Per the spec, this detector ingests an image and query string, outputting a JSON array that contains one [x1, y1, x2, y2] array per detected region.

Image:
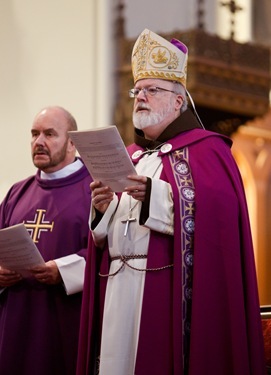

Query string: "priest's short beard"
[[32, 138, 69, 171]]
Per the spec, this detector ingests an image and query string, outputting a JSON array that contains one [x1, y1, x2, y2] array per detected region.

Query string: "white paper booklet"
[[69, 125, 137, 192], [0, 223, 45, 277]]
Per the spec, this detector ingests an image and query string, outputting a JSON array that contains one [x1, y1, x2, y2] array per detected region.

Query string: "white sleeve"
[[89, 193, 119, 246], [144, 179, 174, 235], [54, 254, 86, 295]]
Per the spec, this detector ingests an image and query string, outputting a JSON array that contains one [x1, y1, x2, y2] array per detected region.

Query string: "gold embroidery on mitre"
[[151, 48, 168, 64], [132, 29, 187, 86], [149, 46, 179, 71]]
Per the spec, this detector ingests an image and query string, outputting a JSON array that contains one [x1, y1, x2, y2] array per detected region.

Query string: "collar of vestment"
[[36, 158, 90, 189], [40, 158, 83, 180], [134, 108, 202, 150]]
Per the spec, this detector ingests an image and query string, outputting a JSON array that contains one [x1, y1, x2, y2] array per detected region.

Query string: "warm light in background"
[[217, 0, 252, 42]]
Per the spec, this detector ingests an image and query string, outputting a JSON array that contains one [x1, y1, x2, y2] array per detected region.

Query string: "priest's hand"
[[0, 266, 22, 287], [30, 260, 62, 285], [91, 180, 114, 214]]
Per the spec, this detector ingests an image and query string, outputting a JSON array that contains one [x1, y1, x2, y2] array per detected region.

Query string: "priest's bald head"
[[31, 106, 77, 173]]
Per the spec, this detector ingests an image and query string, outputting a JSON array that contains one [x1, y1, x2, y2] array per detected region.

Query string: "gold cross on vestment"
[[174, 149, 185, 160], [24, 209, 54, 243]]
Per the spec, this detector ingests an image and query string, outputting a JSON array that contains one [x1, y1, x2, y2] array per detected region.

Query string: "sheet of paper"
[[0, 223, 45, 277], [69, 125, 137, 192]]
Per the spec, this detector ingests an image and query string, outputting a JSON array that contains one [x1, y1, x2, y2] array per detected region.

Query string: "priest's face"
[[31, 107, 74, 173]]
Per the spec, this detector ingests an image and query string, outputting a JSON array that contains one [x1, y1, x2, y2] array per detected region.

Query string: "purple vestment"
[[0, 163, 92, 375], [77, 116, 266, 374]]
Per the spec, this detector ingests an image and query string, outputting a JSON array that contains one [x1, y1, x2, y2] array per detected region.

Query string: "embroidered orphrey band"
[[169, 147, 195, 374]]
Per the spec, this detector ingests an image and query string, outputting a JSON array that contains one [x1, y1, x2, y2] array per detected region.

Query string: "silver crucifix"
[[121, 215, 137, 236]]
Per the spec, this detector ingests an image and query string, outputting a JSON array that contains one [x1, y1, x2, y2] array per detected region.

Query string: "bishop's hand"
[[125, 174, 147, 202], [90, 180, 114, 214]]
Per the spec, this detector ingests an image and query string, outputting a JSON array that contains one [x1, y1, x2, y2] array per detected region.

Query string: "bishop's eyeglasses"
[[129, 86, 177, 98]]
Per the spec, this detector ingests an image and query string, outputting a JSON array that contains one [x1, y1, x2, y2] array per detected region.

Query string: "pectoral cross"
[[121, 212, 137, 236]]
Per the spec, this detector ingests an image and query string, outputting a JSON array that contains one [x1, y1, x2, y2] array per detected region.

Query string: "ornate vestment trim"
[[169, 147, 195, 373]]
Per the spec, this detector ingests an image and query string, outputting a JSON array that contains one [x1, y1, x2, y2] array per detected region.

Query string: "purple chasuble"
[[0, 163, 92, 375], [77, 125, 266, 375]]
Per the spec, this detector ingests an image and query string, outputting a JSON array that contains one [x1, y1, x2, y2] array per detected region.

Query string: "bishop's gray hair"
[[172, 81, 205, 129], [172, 82, 188, 113]]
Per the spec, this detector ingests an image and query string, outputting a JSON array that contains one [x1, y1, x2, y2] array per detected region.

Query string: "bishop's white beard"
[[133, 100, 174, 130], [133, 111, 162, 130]]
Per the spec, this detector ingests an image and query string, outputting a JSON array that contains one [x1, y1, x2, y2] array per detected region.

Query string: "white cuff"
[[144, 179, 174, 235], [90, 194, 118, 245], [55, 254, 86, 295]]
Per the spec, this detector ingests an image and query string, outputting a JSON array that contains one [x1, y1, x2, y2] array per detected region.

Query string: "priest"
[[0, 106, 92, 375]]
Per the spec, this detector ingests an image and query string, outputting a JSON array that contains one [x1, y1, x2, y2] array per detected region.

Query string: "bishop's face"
[[31, 108, 73, 173], [132, 79, 182, 140]]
